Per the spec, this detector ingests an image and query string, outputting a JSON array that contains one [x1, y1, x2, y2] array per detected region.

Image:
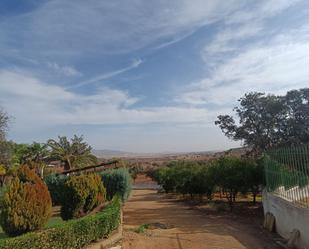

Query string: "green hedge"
[[100, 168, 132, 202], [44, 173, 68, 205], [0, 196, 121, 249]]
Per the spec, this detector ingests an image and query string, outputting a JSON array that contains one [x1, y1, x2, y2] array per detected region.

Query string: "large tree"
[[47, 135, 97, 170], [215, 88, 309, 154]]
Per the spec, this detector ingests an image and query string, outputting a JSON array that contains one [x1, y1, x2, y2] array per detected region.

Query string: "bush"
[[0, 196, 121, 249], [61, 173, 106, 220], [44, 173, 68, 205], [153, 161, 215, 199], [0, 165, 52, 236], [100, 168, 132, 202]]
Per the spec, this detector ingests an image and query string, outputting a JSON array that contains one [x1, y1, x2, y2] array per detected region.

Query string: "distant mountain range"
[[92, 149, 222, 159], [92, 149, 134, 158], [92, 146, 248, 159]]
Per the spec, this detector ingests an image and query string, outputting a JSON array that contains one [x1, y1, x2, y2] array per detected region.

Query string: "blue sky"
[[0, 0, 309, 152]]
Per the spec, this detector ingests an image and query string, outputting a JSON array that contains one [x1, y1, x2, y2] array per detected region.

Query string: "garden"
[[0, 135, 132, 249]]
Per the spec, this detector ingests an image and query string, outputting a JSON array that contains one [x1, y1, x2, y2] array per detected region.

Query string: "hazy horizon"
[[1, 0, 308, 152]]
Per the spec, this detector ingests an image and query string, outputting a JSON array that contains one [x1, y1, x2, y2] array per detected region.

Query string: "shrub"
[[61, 173, 106, 220], [153, 161, 216, 199], [100, 168, 132, 202], [0, 165, 52, 236], [0, 196, 121, 249], [44, 173, 68, 205]]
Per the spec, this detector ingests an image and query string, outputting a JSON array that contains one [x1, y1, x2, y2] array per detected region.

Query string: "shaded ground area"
[[123, 189, 280, 249]]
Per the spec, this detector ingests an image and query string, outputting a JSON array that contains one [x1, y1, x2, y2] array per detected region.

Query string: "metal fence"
[[264, 143, 309, 208]]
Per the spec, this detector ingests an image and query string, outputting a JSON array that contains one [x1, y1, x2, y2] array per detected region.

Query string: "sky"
[[0, 0, 309, 153]]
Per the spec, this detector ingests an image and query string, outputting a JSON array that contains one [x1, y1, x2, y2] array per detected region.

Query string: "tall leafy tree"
[[215, 88, 309, 154], [47, 135, 97, 170]]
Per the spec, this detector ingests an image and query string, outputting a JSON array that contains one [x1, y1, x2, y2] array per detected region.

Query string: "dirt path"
[[123, 189, 279, 249]]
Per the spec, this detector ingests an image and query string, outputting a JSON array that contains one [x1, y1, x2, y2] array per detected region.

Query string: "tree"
[[215, 88, 309, 154], [0, 166, 52, 236], [0, 141, 15, 185], [241, 158, 264, 204], [0, 108, 9, 142], [10, 143, 50, 178], [47, 135, 97, 170], [0, 108, 11, 184], [0, 141, 14, 167], [282, 88, 309, 144], [210, 157, 246, 210]]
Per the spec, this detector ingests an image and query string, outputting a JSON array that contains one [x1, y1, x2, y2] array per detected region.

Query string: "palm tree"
[[47, 135, 97, 171], [19, 142, 50, 178]]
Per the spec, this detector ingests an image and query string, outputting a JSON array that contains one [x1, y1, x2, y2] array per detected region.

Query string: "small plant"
[[0, 165, 52, 236], [61, 173, 106, 220], [135, 224, 150, 233]]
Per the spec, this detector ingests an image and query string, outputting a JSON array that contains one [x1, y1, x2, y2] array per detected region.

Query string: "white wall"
[[263, 191, 309, 249]]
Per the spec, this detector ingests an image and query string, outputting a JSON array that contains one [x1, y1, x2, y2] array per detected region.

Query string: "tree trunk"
[[64, 160, 71, 171], [253, 193, 257, 205]]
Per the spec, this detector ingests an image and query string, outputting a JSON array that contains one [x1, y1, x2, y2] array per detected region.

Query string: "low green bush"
[[0, 196, 121, 249], [61, 174, 106, 220], [100, 168, 132, 202], [44, 173, 68, 205]]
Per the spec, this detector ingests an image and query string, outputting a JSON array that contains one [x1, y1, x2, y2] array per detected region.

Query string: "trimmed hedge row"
[[100, 168, 132, 202], [45, 168, 132, 206], [0, 196, 121, 249]]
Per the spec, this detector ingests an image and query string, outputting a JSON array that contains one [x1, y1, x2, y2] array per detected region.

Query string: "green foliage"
[[0, 166, 52, 236], [209, 157, 247, 207], [135, 224, 149, 233], [0, 141, 14, 168], [100, 168, 132, 202], [12, 143, 50, 178], [152, 157, 264, 207], [13, 143, 49, 166], [47, 135, 97, 170], [128, 164, 143, 180], [61, 174, 106, 220], [44, 173, 68, 205], [154, 161, 216, 199], [215, 88, 309, 154], [0, 197, 121, 249]]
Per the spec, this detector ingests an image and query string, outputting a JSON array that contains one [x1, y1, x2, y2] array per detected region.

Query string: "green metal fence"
[[264, 143, 309, 208]]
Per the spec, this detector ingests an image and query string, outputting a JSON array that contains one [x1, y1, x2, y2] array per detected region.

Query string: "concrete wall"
[[263, 191, 309, 249]]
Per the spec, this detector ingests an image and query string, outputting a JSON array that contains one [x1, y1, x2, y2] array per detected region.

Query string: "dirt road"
[[123, 189, 279, 249]]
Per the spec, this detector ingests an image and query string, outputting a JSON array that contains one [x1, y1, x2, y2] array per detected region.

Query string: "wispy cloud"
[[70, 59, 143, 89], [0, 70, 213, 129], [178, 0, 308, 106], [0, 0, 241, 61], [47, 62, 82, 77]]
